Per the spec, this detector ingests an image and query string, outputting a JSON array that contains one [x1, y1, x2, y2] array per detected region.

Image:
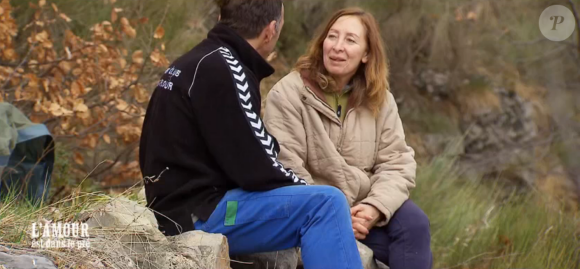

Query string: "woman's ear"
[[362, 52, 369, 64]]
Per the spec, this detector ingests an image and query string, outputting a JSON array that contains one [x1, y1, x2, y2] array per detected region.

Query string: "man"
[[139, 0, 363, 268]]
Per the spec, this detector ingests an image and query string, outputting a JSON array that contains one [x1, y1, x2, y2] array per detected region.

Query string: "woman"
[[264, 7, 432, 269]]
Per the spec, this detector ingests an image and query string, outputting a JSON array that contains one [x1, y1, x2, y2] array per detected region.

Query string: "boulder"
[[231, 248, 298, 269], [0, 251, 57, 269], [168, 231, 231, 269], [235, 242, 388, 269], [83, 197, 231, 269]]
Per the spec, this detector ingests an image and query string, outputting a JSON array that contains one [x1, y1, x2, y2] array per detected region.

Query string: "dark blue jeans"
[[359, 200, 433, 269], [194, 185, 363, 269]]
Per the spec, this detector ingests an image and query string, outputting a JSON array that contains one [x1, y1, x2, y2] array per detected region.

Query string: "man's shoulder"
[[164, 41, 233, 95], [173, 42, 230, 78]]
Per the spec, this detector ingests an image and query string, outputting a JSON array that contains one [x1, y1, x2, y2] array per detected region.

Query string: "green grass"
[[413, 155, 580, 268], [2, 154, 577, 268]]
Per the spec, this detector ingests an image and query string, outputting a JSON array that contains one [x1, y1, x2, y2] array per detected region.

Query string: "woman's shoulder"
[[376, 90, 400, 119], [271, 71, 304, 94]]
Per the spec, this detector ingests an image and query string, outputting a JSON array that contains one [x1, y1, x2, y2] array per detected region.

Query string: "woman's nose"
[[332, 39, 345, 52]]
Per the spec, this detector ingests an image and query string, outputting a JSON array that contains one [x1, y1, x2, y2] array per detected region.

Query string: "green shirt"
[[323, 84, 353, 122]]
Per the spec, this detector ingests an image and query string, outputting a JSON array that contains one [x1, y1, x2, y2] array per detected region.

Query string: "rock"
[[82, 197, 168, 268], [0, 252, 57, 269], [83, 198, 231, 269], [83, 197, 165, 242], [137, 187, 147, 205], [168, 231, 231, 269], [414, 69, 451, 100], [357, 241, 389, 269], [302, 242, 389, 269], [231, 248, 298, 269], [462, 87, 537, 155]]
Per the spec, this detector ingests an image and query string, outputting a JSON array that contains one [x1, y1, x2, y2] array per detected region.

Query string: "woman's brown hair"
[[295, 7, 389, 115]]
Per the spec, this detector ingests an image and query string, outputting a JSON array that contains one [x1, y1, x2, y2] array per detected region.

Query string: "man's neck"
[[246, 38, 267, 59]]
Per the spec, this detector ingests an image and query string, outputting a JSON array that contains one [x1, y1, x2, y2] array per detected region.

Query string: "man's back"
[[139, 23, 304, 236]]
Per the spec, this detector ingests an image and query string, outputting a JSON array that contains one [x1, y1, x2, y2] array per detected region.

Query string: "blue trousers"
[[194, 185, 363, 269], [360, 200, 433, 269]]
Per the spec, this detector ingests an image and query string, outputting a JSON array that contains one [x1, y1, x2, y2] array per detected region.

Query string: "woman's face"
[[323, 15, 368, 81]]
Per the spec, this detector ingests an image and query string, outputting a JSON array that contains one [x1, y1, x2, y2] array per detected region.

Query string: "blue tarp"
[[0, 103, 54, 203]]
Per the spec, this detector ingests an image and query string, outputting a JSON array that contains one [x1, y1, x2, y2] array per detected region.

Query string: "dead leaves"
[[120, 17, 136, 38], [153, 26, 164, 39], [1, 0, 169, 183], [131, 50, 144, 65]]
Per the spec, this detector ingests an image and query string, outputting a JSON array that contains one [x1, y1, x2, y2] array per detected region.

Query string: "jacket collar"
[[299, 71, 342, 125], [299, 71, 357, 123], [207, 23, 275, 82]]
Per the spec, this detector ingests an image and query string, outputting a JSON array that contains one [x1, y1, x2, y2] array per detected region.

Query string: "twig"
[[89, 141, 138, 178], [1, 43, 36, 90]]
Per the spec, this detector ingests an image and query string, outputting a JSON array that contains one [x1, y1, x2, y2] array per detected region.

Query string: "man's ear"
[[264, 20, 277, 43]]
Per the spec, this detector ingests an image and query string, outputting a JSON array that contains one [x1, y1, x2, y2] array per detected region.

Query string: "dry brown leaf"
[[59, 13, 72, 22], [154, 26, 165, 39], [51, 3, 58, 12], [71, 81, 83, 96], [39, 0, 46, 7], [58, 61, 72, 73], [111, 9, 118, 23], [61, 107, 73, 116], [132, 50, 144, 65], [73, 102, 88, 113], [116, 99, 129, 111], [85, 134, 98, 149], [150, 50, 160, 63], [122, 25, 136, 38], [60, 118, 70, 130], [103, 134, 111, 144], [49, 103, 62, 116], [35, 31, 49, 42], [0, 6, 4, 16], [2, 48, 16, 61], [466, 11, 477, 21], [73, 152, 84, 165], [98, 44, 108, 53], [42, 79, 49, 92]]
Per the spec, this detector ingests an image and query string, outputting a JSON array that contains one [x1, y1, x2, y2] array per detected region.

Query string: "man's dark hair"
[[216, 0, 283, 39]]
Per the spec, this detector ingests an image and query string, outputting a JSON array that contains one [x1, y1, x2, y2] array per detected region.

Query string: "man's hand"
[[351, 204, 382, 240]]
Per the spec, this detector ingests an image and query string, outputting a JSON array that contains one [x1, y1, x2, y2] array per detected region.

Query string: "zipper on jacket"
[[304, 86, 358, 154], [337, 108, 355, 153], [304, 86, 342, 126]]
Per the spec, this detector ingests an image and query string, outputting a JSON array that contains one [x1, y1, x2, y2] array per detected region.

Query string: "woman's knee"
[[393, 200, 430, 235]]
